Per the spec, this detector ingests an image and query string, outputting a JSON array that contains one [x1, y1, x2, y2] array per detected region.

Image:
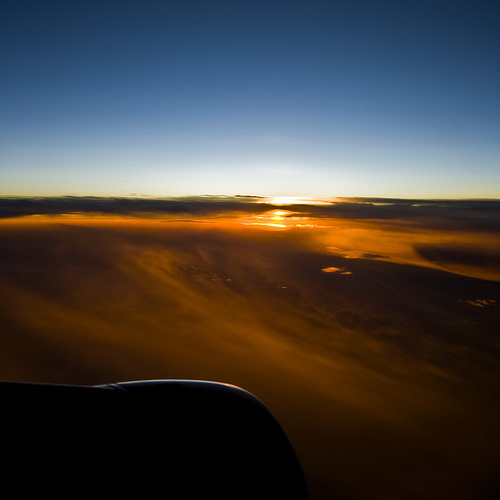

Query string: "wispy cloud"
[[321, 266, 353, 275]]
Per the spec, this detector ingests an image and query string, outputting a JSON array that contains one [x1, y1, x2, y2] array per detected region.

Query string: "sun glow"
[[237, 210, 322, 229], [240, 210, 290, 228], [261, 197, 334, 206]]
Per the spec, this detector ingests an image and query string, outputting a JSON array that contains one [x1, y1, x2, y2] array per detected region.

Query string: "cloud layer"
[[0, 199, 499, 499]]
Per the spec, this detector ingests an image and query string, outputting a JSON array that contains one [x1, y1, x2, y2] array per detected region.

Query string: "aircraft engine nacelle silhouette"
[[1, 379, 310, 499]]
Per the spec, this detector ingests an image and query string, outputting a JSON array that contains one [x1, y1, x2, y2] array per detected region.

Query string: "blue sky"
[[1, 0, 499, 198]]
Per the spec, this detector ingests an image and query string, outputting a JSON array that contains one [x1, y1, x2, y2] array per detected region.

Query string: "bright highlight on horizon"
[[261, 197, 335, 206]]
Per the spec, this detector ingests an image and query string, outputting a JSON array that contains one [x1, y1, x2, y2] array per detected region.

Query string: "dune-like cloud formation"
[[459, 298, 496, 308], [0, 199, 499, 499]]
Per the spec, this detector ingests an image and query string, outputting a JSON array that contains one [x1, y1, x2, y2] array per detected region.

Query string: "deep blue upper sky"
[[1, 0, 499, 198]]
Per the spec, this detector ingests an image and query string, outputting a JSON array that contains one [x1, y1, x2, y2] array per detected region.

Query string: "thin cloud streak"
[[1, 195, 499, 224]]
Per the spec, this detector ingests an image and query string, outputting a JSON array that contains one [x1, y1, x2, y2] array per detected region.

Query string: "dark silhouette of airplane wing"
[[1, 379, 309, 499]]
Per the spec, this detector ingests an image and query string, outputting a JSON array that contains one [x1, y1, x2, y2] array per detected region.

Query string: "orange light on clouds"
[[237, 210, 324, 229], [322, 266, 353, 275], [0, 200, 499, 500]]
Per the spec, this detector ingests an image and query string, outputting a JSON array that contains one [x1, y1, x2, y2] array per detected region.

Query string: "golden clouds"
[[321, 266, 352, 275], [310, 217, 500, 282], [237, 209, 323, 229], [0, 209, 499, 500]]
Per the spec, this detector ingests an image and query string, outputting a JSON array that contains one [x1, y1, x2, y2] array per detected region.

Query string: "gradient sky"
[[1, 0, 499, 198]]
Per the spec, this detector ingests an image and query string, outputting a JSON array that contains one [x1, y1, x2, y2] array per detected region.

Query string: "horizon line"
[[1, 194, 500, 203]]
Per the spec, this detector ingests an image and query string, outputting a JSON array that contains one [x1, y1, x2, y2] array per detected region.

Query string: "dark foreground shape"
[[0, 379, 309, 499]]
